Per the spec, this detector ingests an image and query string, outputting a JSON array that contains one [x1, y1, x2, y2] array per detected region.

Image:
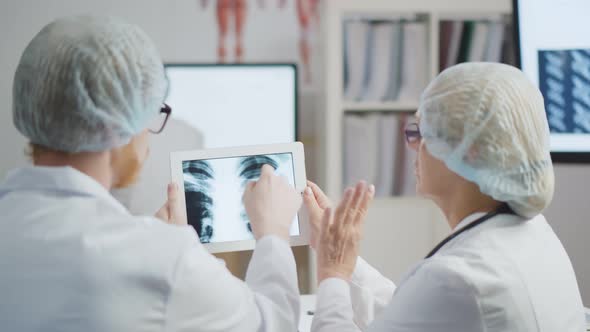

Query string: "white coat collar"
[[393, 210, 523, 286], [453, 212, 488, 231], [443, 209, 524, 255], [0, 166, 130, 215], [453, 207, 523, 233]]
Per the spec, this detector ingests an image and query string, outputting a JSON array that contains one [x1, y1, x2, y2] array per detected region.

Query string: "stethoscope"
[[424, 203, 515, 259]]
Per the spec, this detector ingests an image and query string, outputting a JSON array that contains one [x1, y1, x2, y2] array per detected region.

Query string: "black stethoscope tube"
[[425, 203, 515, 259]]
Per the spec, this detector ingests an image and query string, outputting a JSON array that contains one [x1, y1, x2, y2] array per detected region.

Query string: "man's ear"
[[110, 137, 143, 189]]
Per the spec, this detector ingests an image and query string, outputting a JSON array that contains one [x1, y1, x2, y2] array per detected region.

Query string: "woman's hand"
[[303, 181, 332, 250], [316, 182, 374, 283], [243, 164, 302, 241], [155, 183, 188, 226]]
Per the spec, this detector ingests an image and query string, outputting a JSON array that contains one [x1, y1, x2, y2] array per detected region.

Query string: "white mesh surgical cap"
[[418, 62, 554, 218], [12, 15, 168, 152]]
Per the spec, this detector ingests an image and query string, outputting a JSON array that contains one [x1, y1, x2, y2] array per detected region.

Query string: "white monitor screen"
[[183, 153, 300, 243], [164, 64, 297, 148], [516, 0, 590, 153]]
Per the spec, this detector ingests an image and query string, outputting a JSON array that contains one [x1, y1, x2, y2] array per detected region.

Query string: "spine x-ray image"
[[183, 160, 215, 243], [539, 49, 590, 133], [182, 153, 300, 244]]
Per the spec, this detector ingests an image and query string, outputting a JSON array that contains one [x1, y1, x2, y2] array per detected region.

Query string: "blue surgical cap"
[[12, 15, 168, 153], [418, 63, 554, 218]]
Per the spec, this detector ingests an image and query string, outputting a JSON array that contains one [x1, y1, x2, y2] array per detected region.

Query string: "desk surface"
[[299, 295, 316, 332]]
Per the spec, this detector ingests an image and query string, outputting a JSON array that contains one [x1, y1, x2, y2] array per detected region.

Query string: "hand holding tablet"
[[170, 142, 309, 253]]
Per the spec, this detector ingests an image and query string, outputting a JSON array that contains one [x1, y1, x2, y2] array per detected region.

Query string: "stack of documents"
[[361, 21, 402, 101], [343, 18, 429, 103], [343, 20, 371, 101], [343, 112, 416, 197], [397, 22, 429, 102], [439, 19, 509, 72]]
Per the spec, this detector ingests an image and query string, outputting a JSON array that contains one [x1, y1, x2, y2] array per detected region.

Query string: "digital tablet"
[[170, 142, 309, 253]]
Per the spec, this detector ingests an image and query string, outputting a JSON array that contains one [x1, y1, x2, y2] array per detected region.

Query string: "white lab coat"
[[0, 166, 300, 332], [312, 212, 585, 332]]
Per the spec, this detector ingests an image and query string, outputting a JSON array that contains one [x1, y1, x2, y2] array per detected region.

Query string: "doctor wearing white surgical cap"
[[0, 16, 302, 331], [304, 63, 585, 331]]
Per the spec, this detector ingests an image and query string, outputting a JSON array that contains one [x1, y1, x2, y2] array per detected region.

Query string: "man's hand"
[[155, 183, 188, 226]]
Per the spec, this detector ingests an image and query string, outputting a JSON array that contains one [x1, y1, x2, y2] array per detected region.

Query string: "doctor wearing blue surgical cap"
[[304, 63, 586, 331], [0, 16, 302, 331]]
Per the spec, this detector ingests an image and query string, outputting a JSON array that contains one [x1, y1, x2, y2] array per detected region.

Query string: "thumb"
[[155, 202, 169, 221], [167, 182, 179, 201], [308, 181, 331, 209], [167, 183, 187, 225], [303, 187, 321, 215]]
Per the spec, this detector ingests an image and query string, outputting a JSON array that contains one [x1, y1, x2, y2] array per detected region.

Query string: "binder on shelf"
[[484, 21, 505, 62], [343, 112, 416, 197], [375, 113, 400, 197], [362, 21, 399, 102], [343, 20, 371, 101], [440, 18, 512, 71], [501, 21, 517, 66], [343, 113, 380, 189], [398, 145, 417, 196], [445, 21, 465, 69], [457, 21, 475, 64], [395, 114, 417, 196], [468, 22, 490, 62], [439, 21, 454, 72], [397, 21, 429, 102], [384, 21, 404, 101]]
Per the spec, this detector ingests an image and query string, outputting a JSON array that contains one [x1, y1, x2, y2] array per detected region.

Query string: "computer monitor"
[[514, 0, 590, 162], [164, 63, 298, 148]]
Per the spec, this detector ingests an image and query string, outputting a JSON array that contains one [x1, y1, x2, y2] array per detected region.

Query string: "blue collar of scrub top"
[[0, 166, 130, 215]]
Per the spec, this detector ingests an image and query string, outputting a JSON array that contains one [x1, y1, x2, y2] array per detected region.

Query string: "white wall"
[[1, 0, 589, 304], [359, 198, 447, 283], [544, 166, 590, 305]]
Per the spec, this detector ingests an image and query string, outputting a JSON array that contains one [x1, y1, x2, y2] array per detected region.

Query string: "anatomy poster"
[[197, 0, 320, 84]]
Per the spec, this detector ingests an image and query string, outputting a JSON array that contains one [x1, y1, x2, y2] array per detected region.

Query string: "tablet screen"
[[182, 153, 300, 243]]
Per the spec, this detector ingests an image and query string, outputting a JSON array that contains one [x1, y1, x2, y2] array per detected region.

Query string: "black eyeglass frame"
[[149, 103, 172, 134], [404, 122, 422, 144]]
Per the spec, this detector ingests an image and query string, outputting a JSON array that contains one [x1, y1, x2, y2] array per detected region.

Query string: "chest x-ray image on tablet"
[[183, 153, 297, 243], [171, 143, 309, 253]]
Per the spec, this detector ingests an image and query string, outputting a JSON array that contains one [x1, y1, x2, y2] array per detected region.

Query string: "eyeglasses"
[[148, 103, 172, 134], [404, 122, 422, 145]]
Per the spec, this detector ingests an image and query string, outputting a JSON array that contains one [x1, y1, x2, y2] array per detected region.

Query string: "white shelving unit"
[[310, 0, 512, 289], [343, 101, 420, 112]]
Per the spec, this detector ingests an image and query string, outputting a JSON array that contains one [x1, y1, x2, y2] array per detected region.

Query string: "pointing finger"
[[260, 164, 275, 179]]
